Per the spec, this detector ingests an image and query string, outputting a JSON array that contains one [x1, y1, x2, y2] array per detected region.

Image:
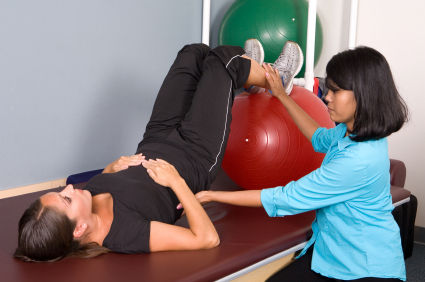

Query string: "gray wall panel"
[[0, 0, 203, 189]]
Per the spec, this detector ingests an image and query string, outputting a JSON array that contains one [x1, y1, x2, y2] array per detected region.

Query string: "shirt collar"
[[337, 123, 356, 150]]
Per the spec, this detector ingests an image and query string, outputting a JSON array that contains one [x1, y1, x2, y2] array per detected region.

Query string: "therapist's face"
[[325, 88, 357, 131]]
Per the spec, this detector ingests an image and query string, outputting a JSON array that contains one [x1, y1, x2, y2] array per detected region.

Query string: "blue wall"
[[0, 0, 216, 189]]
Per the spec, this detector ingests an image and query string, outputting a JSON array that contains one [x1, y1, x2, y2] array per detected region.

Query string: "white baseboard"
[[0, 178, 67, 199]]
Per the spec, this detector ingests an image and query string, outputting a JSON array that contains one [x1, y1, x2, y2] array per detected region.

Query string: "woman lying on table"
[[14, 43, 281, 261]]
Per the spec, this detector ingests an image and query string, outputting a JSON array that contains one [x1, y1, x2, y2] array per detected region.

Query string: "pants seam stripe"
[[209, 80, 232, 172], [209, 54, 242, 172]]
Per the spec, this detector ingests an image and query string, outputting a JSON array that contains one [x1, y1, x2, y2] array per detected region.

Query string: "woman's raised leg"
[[175, 45, 256, 183], [242, 55, 269, 89], [139, 44, 269, 185], [138, 44, 210, 149]]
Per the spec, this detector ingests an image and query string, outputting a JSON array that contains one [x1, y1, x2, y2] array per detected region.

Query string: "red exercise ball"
[[222, 86, 335, 190]]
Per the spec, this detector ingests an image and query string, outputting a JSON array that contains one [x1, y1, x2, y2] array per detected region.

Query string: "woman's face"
[[325, 88, 357, 131], [40, 185, 92, 223]]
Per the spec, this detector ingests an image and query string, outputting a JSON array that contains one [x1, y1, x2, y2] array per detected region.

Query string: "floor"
[[405, 242, 425, 281]]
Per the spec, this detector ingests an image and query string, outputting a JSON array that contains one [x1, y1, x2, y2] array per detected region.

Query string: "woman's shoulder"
[[318, 123, 346, 136], [348, 137, 387, 155], [345, 137, 389, 170]]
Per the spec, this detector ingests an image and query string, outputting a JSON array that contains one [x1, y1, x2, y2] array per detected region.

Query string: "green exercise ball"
[[218, 0, 323, 77]]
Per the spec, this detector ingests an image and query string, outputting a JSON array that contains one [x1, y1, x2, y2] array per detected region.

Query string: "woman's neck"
[[346, 120, 354, 133], [82, 194, 114, 246]]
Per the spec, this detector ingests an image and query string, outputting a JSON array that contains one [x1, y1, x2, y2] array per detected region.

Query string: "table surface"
[[0, 183, 314, 282]]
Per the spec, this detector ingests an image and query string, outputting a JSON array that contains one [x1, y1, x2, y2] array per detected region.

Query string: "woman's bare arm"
[[177, 190, 262, 209], [263, 63, 319, 142], [142, 159, 219, 252]]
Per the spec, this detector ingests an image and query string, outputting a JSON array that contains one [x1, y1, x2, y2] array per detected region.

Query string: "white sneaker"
[[244, 39, 265, 93], [244, 38, 264, 65], [272, 41, 304, 94]]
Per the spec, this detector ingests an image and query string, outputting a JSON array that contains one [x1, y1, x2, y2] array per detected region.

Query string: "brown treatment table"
[[0, 160, 412, 282]]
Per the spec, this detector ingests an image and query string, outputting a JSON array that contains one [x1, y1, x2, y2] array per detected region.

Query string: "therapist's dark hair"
[[325, 46, 408, 142], [14, 199, 109, 262]]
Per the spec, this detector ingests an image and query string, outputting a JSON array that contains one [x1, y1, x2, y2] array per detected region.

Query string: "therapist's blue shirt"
[[261, 123, 406, 280]]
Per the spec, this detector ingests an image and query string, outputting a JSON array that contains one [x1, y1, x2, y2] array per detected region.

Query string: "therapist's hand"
[[263, 63, 288, 98], [103, 153, 145, 173], [177, 190, 211, 209]]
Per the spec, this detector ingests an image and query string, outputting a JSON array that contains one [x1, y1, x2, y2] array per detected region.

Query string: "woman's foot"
[[244, 38, 264, 65], [272, 41, 304, 94], [244, 39, 266, 93]]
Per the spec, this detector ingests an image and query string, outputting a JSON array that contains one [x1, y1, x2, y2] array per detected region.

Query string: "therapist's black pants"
[[137, 44, 251, 183], [266, 246, 402, 282]]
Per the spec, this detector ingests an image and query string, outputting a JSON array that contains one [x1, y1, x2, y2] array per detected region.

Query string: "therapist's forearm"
[[206, 190, 262, 207], [276, 94, 319, 142]]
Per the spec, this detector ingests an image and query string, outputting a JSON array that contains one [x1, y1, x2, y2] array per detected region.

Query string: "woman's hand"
[[103, 153, 145, 174], [263, 63, 288, 99], [142, 158, 183, 188]]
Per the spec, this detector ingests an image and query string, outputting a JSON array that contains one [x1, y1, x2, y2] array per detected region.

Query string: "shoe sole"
[[244, 39, 265, 65], [257, 40, 265, 65], [288, 41, 304, 78], [285, 41, 304, 94]]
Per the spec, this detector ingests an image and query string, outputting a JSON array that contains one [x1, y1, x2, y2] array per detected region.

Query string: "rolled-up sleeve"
[[261, 149, 368, 217], [261, 188, 278, 216], [312, 124, 345, 153]]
